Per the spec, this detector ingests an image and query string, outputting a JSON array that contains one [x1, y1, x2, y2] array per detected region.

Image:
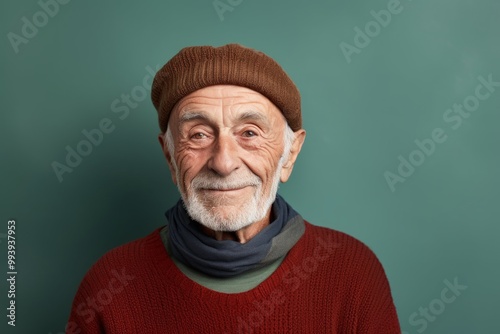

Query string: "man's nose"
[[207, 134, 241, 177]]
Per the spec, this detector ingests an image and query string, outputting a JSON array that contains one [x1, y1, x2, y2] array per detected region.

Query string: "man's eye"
[[192, 133, 208, 139], [242, 130, 257, 137]]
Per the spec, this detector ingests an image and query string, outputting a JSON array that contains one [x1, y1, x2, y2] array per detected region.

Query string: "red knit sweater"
[[67, 222, 401, 333]]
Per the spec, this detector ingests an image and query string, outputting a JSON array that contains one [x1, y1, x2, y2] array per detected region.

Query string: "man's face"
[[159, 85, 304, 232]]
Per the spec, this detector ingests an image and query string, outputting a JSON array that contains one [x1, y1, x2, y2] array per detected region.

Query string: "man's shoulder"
[[302, 220, 384, 267], [303, 220, 370, 246], [299, 221, 393, 294], [78, 227, 167, 286], [100, 227, 164, 262]]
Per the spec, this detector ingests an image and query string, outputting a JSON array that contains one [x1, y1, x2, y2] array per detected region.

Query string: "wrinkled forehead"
[[169, 85, 286, 128]]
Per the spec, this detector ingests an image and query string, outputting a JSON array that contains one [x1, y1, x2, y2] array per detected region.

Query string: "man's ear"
[[280, 129, 306, 183], [157, 133, 178, 185]]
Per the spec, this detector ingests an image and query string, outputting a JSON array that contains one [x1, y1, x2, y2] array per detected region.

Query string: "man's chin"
[[197, 208, 255, 232]]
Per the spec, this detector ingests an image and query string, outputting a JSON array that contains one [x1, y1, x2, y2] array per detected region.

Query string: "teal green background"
[[1, 0, 499, 333]]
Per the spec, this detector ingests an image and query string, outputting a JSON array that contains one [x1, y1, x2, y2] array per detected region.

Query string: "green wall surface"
[[1, 0, 499, 333]]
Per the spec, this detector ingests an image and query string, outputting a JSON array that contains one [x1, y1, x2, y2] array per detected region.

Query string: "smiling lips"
[[201, 186, 251, 193]]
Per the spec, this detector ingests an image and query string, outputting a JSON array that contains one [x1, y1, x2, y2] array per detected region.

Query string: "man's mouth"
[[201, 186, 250, 192]]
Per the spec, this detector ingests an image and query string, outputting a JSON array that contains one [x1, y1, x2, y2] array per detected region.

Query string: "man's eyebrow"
[[178, 111, 210, 125], [237, 110, 268, 123]]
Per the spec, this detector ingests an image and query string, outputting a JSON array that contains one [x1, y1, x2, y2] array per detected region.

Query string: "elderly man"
[[68, 44, 401, 333]]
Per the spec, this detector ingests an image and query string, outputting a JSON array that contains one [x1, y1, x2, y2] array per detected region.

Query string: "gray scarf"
[[166, 195, 305, 278]]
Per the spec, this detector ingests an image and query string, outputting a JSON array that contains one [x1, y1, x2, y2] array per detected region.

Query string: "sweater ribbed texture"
[[67, 222, 401, 333]]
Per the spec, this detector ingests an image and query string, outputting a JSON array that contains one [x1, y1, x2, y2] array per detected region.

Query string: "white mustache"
[[191, 172, 261, 190]]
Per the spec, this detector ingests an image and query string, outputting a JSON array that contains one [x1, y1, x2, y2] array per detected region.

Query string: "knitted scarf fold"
[[166, 195, 305, 278]]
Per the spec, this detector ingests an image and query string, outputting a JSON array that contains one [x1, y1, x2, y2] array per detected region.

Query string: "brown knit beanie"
[[151, 44, 301, 132]]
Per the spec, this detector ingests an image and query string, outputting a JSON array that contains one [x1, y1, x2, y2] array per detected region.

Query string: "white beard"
[[176, 159, 284, 232]]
